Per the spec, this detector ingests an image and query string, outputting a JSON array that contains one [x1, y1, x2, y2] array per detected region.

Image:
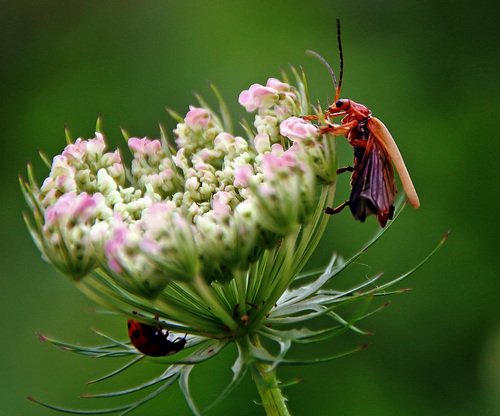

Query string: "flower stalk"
[[249, 335, 291, 416]]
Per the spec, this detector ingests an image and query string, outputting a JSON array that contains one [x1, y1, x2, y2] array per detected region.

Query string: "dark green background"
[[2, 1, 499, 415]]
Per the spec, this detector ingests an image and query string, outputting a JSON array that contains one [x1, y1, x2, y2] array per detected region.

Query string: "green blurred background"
[[2, 1, 499, 415]]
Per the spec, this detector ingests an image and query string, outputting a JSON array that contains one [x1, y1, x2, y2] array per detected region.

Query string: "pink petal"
[[185, 105, 211, 128], [234, 165, 253, 187]]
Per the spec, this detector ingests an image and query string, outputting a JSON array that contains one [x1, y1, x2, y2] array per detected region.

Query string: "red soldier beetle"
[[305, 19, 420, 227]]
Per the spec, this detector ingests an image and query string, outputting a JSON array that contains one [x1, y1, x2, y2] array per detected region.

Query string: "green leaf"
[[87, 356, 144, 385], [193, 92, 224, 130], [165, 107, 184, 123], [28, 396, 130, 415], [277, 343, 369, 366], [357, 231, 450, 296], [64, 124, 73, 144], [179, 366, 201, 416], [39, 150, 52, 169], [210, 83, 233, 133], [119, 127, 130, 142], [82, 366, 181, 399], [95, 116, 103, 133], [38, 333, 135, 357]]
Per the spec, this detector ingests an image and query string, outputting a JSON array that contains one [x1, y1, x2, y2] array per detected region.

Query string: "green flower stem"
[[249, 335, 291, 416], [234, 268, 249, 319], [191, 275, 238, 331], [252, 182, 336, 324], [291, 182, 336, 275], [259, 234, 296, 313]]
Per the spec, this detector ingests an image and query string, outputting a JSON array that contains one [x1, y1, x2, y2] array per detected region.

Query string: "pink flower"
[[128, 137, 162, 155], [280, 117, 319, 141], [185, 105, 211, 128], [266, 78, 290, 92], [212, 191, 232, 217], [214, 132, 234, 150], [239, 84, 277, 112], [104, 222, 128, 273], [261, 144, 298, 178], [140, 237, 160, 255], [267, 79, 297, 105], [86, 133, 107, 154], [172, 213, 188, 229], [62, 133, 106, 161], [45, 192, 102, 226], [44, 155, 77, 193], [198, 148, 219, 161], [62, 141, 84, 161], [234, 165, 253, 187], [142, 202, 176, 234], [106, 150, 125, 180]]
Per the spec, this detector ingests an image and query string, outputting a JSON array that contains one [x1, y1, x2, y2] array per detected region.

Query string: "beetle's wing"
[[367, 117, 420, 208], [349, 136, 397, 227]]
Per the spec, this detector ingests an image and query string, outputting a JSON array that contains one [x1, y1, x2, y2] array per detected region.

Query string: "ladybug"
[[127, 317, 187, 357]]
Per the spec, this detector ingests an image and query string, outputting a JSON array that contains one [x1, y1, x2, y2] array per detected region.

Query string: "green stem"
[[291, 182, 335, 276], [191, 275, 238, 331], [250, 335, 291, 416], [234, 268, 248, 319]]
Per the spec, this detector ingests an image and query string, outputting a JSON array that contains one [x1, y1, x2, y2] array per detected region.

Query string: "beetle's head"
[[328, 99, 371, 119], [329, 98, 351, 112]]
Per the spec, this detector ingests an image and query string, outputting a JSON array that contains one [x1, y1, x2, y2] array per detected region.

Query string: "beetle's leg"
[[325, 201, 349, 215], [336, 166, 354, 175], [303, 109, 347, 122], [325, 110, 347, 119], [321, 119, 358, 136]]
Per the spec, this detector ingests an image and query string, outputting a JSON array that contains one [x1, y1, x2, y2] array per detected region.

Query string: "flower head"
[[239, 78, 304, 147], [128, 137, 182, 198], [41, 192, 112, 278], [22, 65, 436, 416]]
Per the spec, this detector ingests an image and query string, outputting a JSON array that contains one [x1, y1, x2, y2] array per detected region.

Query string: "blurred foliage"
[[2, 1, 499, 415]]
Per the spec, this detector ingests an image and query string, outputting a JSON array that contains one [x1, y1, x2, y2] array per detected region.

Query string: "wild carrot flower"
[[21, 68, 444, 416]]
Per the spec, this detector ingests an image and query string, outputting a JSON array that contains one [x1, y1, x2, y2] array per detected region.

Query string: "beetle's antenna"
[[335, 18, 344, 101], [306, 49, 338, 91]]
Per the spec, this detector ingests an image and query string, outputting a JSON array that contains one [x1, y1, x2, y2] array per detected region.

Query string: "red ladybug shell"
[[127, 319, 186, 357]]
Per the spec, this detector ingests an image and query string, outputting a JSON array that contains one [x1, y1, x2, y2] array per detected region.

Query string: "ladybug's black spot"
[[131, 329, 141, 340], [127, 321, 131, 329]]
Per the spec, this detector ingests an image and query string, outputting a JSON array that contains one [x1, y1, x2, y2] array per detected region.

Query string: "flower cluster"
[[22, 73, 335, 296], [239, 77, 304, 144], [22, 67, 436, 416]]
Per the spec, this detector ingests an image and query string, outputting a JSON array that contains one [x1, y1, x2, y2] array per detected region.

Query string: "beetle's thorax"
[[342, 99, 372, 122]]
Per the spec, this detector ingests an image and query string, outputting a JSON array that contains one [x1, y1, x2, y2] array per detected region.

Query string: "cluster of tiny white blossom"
[[23, 76, 336, 298]]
